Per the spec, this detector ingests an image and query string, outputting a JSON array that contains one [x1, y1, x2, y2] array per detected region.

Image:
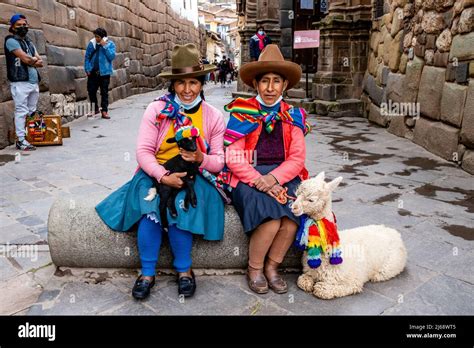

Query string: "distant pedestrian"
[[4, 13, 43, 151], [249, 26, 272, 61], [212, 59, 219, 84], [218, 55, 229, 87], [227, 57, 234, 83], [84, 28, 116, 119]]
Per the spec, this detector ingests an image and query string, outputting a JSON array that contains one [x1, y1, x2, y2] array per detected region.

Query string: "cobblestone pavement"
[[0, 82, 473, 315]]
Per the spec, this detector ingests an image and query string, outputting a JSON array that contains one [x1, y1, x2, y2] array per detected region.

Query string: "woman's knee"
[[280, 217, 297, 232]]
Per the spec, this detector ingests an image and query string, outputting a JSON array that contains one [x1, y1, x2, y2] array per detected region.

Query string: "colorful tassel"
[[294, 214, 343, 269]]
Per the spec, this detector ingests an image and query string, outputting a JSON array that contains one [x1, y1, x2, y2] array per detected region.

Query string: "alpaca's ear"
[[315, 171, 325, 183], [166, 137, 177, 143], [327, 176, 343, 191]]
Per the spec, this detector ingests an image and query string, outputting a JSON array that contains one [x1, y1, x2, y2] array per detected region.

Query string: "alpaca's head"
[[291, 172, 343, 220]]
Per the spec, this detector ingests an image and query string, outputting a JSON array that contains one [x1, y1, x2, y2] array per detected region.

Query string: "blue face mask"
[[174, 94, 202, 110], [256, 94, 282, 108], [258, 30, 264, 36]]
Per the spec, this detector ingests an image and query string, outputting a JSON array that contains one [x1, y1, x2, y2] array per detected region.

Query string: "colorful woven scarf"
[[294, 214, 343, 269], [155, 94, 193, 131], [223, 97, 311, 146]]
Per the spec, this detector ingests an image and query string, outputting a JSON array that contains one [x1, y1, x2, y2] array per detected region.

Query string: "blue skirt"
[[95, 169, 224, 241], [231, 164, 301, 234]]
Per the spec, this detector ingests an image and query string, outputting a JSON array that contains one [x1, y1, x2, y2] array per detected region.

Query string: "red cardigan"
[[226, 101, 308, 188]]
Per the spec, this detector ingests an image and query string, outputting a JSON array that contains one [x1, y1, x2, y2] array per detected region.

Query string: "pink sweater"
[[135, 100, 226, 182]]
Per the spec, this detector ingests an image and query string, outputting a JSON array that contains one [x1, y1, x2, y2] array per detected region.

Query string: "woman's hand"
[[180, 147, 204, 164], [253, 174, 277, 192], [160, 172, 187, 189], [267, 184, 286, 199]]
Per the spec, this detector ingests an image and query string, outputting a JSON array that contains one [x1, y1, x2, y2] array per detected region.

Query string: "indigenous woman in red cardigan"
[[224, 45, 310, 294]]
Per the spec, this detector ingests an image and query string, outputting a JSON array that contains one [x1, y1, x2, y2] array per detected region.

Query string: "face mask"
[[256, 94, 283, 108], [174, 94, 202, 110], [258, 30, 264, 35], [15, 26, 28, 37]]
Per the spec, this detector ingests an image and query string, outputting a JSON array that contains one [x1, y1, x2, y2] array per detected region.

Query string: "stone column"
[[313, 0, 372, 109], [237, 0, 281, 92]]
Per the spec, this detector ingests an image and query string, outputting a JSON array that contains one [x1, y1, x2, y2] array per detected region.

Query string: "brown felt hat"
[[239, 44, 302, 90], [158, 43, 216, 79]]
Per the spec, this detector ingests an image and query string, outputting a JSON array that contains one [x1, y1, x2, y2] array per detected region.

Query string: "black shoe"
[[132, 275, 155, 300], [16, 139, 36, 151], [178, 270, 196, 297]]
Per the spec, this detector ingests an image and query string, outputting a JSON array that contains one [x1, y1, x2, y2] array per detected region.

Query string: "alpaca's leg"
[[312, 280, 364, 300], [297, 274, 315, 293], [183, 185, 191, 211], [159, 189, 171, 229], [167, 190, 179, 218], [187, 180, 197, 207]]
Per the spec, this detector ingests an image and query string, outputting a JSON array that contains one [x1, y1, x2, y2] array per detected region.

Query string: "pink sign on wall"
[[293, 30, 320, 49]]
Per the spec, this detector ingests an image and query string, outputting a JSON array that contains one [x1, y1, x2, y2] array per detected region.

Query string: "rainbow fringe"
[[295, 214, 343, 269]]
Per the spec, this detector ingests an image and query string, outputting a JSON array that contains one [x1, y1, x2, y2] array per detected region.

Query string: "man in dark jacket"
[[249, 26, 272, 61], [4, 13, 43, 151], [218, 55, 229, 87]]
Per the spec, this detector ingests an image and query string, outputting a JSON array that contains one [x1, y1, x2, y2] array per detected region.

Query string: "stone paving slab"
[[382, 275, 474, 315], [0, 82, 473, 315]]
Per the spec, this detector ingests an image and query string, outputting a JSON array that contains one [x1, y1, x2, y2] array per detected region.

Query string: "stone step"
[[286, 88, 307, 99], [294, 76, 314, 90], [231, 91, 255, 99], [314, 99, 364, 118], [285, 98, 316, 113]]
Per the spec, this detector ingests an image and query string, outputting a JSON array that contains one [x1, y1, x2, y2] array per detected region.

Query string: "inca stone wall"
[[0, 0, 204, 148], [362, 0, 474, 174]]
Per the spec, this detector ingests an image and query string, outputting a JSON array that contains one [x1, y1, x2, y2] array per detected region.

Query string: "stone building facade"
[[236, 0, 281, 92], [362, 0, 474, 174], [0, 0, 203, 149], [236, 0, 474, 174]]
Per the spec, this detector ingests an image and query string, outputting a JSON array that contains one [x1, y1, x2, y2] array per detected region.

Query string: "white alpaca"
[[291, 172, 407, 300]]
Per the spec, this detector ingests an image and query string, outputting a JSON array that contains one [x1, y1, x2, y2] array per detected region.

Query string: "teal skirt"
[[95, 169, 224, 241]]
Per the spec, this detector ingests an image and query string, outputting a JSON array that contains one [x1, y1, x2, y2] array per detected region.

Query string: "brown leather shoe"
[[247, 266, 268, 294], [265, 260, 288, 294], [101, 111, 110, 119]]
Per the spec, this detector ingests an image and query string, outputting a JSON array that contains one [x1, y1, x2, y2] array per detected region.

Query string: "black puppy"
[[144, 126, 201, 229]]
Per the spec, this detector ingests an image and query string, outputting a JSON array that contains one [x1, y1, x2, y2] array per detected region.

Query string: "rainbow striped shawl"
[[294, 214, 343, 269], [223, 97, 311, 146]]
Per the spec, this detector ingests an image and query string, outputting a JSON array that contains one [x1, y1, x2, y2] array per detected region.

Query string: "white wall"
[[170, 0, 199, 27]]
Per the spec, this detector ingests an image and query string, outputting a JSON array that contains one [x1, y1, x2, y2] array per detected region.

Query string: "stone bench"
[[47, 194, 302, 269]]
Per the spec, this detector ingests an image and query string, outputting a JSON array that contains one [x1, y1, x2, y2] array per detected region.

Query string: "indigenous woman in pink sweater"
[[225, 45, 310, 295], [96, 44, 226, 300]]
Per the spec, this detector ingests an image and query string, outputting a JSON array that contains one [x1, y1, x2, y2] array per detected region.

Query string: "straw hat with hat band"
[[158, 43, 216, 79], [239, 44, 302, 90]]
